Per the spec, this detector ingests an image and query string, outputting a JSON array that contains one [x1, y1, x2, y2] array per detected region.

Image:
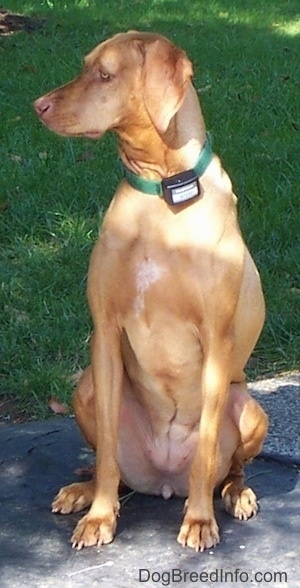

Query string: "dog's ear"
[[140, 39, 193, 134]]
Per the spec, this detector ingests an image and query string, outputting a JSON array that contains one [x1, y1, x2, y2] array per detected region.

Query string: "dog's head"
[[34, 31, 193, 138]]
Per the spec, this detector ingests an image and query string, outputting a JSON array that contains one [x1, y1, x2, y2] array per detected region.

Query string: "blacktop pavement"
[[0, 372, 299, 588]]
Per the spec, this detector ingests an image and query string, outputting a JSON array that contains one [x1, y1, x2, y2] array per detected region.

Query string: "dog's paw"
[[71, 511, 118, 549], [177, 516, 220, 552], [222, 484, 258, 520], [52, 481, 94, 515]]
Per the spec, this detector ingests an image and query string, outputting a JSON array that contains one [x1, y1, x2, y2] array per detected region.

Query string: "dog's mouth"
[[82, 130, 103, 139]]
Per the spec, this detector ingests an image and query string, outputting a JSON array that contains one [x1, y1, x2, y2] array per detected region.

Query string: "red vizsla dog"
[[34, 31, 268, 552]]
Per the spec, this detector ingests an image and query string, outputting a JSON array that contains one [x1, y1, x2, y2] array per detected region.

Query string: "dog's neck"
[[117, 83, 207, 180]]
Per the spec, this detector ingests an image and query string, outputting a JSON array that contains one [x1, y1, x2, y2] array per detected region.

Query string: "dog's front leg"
[[71, 326, 123, 549], [177, 335, 233, 551]]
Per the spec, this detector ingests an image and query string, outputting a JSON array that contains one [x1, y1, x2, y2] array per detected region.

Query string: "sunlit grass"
[[273, 19, 300, 37]]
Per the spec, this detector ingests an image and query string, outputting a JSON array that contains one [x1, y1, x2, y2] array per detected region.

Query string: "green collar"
[[121, 133, 213, 197]]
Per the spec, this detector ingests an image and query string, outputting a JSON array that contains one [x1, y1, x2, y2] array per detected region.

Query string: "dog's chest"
[[134, 257, 167, 314]]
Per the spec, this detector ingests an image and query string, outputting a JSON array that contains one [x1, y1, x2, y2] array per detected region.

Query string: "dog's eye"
[[100, 71, 111, 81]]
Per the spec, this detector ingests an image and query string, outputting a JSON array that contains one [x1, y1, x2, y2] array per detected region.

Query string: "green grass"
[[1, 0, 299, 419]]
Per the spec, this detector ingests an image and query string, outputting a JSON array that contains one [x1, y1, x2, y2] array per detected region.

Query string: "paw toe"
[[177, 518, 219, 552], [223, 485, 258, 520]]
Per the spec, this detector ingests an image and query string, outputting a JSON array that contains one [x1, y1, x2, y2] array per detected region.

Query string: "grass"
[[0, 0, 299, 419]]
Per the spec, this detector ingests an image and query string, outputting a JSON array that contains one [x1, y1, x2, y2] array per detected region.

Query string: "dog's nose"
[[33, 96, 53, 117]]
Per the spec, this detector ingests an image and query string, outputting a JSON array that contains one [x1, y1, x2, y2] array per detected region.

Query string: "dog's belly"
[[118, 319, 198, 495], [117, 390, 237, 498], [117, 406, 197, 497], [117, 320, 239, 498]]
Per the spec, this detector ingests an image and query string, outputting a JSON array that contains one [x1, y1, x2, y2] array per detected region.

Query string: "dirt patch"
[[0, 9, 44, 36], [0, 397, 35, 425]]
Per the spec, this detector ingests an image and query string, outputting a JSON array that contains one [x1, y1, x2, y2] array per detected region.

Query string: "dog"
[[34, 31, 268, 552]]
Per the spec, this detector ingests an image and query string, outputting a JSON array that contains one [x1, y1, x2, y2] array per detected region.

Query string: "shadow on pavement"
[[0, 417, 298, 587]]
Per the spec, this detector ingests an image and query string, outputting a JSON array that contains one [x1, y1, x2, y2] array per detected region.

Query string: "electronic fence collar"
[[121, 133, 213, 206]]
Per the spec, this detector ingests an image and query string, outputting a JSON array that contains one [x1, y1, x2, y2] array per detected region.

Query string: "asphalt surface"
[[0, 373, 299, 587]]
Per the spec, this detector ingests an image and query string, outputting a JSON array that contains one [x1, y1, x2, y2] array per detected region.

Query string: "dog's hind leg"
[[221, 384, 268, 520]]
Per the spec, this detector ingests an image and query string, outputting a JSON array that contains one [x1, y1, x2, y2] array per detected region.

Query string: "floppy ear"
[[141, 39, 193, 134]]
